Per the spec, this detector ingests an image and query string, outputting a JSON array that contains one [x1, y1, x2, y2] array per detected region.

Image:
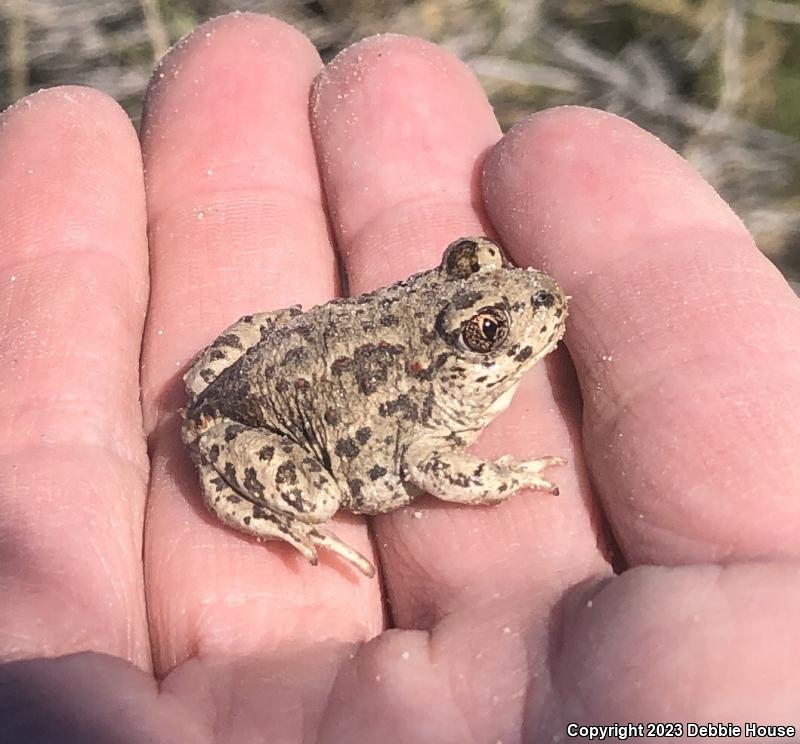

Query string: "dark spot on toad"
[[378, 394, 418, 421], [302, 457, 322, 472], [324, 409, 340, 426], [421, 391, 435, 422], [218, 334, 243, 349], [355, 427, 372, 445], [348, 478, 364, 500], [331, 357, 353, 374], [335, 437, 359, 459], [353, 342, 405, 395], [515, 346, 533, 363], [379, 314, 400, 327], [209, 349, 227, 361], [293, 378, 309, 390], [532, 290, 555, 309], [224, 424, 245, 442], [368, 464, 387, 481], [281, 488, 305, 511], [282, 347, 308, 366], [447, 471, 472, 488], [276, 461, 298, 486], [208, 444, 220, 463], [292, 323, 314, 339], [453, 290, 483, 310], [258, 445, 274, 462], [244, 467, 265, 498]]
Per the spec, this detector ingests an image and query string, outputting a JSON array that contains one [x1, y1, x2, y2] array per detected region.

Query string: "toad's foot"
[[406, 447, 566, 504], [197, 461, 375, 576], [496, 455, 567, 495], [309, 527, 376, 578]]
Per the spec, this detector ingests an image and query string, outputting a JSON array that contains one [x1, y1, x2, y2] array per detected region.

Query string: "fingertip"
[[1, 84, 141, 187], [311, 32, 499, 286], [483, 105, 750, 268], [0, 85, 145, 265], [141, 12, 322, 198], [314, 32, 474, 97], [2, 84, 133, 130], [144, 11, 319, 131]]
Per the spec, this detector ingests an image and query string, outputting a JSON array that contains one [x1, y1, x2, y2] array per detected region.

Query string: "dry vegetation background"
[[1, 0, 799, 289]]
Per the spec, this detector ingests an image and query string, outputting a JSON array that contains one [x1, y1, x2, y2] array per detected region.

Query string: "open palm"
[[1, 14, 799, 744]]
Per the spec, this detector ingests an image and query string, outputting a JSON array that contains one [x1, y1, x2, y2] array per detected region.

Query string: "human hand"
[[1, 14, 799, 743]]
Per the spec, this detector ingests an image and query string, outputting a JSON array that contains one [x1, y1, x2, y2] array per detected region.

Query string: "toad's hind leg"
[[195, 422, 375, 576], [200, 463, 320, 565], [200, 466, 375, 576], [184, 307, 302, 398]]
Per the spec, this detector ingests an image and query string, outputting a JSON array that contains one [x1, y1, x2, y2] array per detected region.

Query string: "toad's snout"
[[529, 273, 567, 313]]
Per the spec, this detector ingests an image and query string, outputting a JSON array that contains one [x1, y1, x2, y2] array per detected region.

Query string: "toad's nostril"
[[532, 290, 555, 309]]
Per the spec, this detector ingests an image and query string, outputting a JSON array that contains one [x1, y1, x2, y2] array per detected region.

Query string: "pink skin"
[[1, 13, 799, 743]]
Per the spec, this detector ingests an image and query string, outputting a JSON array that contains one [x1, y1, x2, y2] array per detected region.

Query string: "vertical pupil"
[[483, 318, 497, 339]]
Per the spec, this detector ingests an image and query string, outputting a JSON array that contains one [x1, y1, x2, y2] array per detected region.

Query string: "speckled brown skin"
[[182, 237, 567, 576]]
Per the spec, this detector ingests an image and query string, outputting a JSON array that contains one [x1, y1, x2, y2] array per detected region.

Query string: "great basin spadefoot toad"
[[181, 236, 568, 577]]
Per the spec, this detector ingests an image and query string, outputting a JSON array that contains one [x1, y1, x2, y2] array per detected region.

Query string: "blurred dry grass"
[[1, 0, 799, 288]]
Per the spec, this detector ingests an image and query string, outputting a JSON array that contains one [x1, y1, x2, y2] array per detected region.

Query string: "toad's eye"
[[461, 307, 510, 353]]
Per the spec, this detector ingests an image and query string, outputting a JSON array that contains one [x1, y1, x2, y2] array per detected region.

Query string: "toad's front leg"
[[404, 443, 565, 505]]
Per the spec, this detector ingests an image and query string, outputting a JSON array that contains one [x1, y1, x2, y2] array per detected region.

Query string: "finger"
[[536, 562, 800, 734], [482, 107, 800, 565], [312, 37, 609, 629], [0, 88, 150, 664], [317, 563, 800, 740], [140, 14, 382, 677]]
